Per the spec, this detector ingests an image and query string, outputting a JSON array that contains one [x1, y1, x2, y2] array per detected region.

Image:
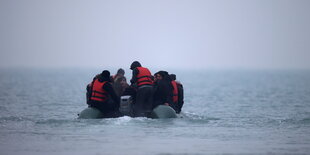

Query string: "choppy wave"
[[182, 112, 220, 120], [279, 117, 310, 125], [0, 105, 7, 111], [0, 116, 32, 122], [35, 118, 76, 125], [1, 69, 310, 154], [300, 117, 310, 124]]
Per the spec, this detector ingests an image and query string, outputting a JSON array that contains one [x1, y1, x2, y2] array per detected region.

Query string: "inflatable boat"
[[78, 95, 177, 119]]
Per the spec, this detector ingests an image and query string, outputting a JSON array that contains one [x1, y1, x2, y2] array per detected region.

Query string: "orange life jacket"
[[136, 67, 153, 86], [90, 79, 109, 102], [171, 80, 178, 103]]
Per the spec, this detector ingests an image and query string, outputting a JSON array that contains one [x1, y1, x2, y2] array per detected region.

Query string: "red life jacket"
[[171, 80, 178, 103], [136, 67, 153, 86], [90, 79, 109, 102]]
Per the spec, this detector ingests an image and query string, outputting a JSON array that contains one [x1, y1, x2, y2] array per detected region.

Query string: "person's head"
[[120, 77, 128, 87], [100, 70, 111, 82], [155, 71, 169, 81], [170, 74, 176, 81], [117, 68, 125, 76], [93, 74, 100, 81], [130, 61, 141, 70], [154, 72, 162, 81]]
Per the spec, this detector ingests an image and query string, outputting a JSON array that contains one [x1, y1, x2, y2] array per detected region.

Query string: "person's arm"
[[158, 81, 170, 105], [130, 68, 139, 85], [177, 84, 184, 112], [86, 80, 95, 105], [167, 80, 175, 103], [163, 86, 169, 105], [86, 83, 91, 92], [86, 83, 91, 104], [103, 82, 120, 105]]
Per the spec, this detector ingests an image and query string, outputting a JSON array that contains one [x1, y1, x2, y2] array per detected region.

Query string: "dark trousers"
[[134, 85, 153, 117], [89, 99, 121, 118]]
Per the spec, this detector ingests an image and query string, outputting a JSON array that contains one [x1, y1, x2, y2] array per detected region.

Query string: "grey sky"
[[0, 0, 309, 69]]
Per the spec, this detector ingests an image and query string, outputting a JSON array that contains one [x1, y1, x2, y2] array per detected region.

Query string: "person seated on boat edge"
[[87, 70, 122, 118], [86, 74, 100, 105], [170, 74, 184, 114], [153, 71, 177, 112], [130, 61, 154, 117]]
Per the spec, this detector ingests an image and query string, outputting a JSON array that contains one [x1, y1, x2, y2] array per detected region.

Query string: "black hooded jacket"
[[153, 71, 173, 107]]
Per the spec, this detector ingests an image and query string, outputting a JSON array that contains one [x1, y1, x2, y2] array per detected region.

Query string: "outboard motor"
[[119, 95, 134, 116]]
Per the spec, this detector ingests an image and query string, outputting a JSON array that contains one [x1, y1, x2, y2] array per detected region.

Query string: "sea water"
[[0, 68, 310, 155]]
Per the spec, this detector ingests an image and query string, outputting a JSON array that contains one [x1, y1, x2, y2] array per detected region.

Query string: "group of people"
[[86, 61, 184, 118]]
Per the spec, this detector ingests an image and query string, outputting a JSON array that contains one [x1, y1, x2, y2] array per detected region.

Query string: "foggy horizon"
[[1, 0, 310, 70]]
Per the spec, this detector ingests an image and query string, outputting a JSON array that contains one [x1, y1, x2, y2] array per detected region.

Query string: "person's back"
[[86, 74, 100, 105], [176, 81, 184, 113], [88, 70, 121, 118], [171, 79, 179, 108], [170, 74, 184, 113], [130, 61, 154, 117]]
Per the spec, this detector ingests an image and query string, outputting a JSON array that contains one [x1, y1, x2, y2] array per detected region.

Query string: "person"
[[153, 72, 160, 84], [153, 71, 177, 111], [112, 68, 125, 82], [130, 61, 154, 117], [113, 76, 129, 97], [86, 74, 99, 105], [170, 74, 179, 107], [87, 70, 121, 118], [170, 74, 184, 113], [112, 68, 129, 96]]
